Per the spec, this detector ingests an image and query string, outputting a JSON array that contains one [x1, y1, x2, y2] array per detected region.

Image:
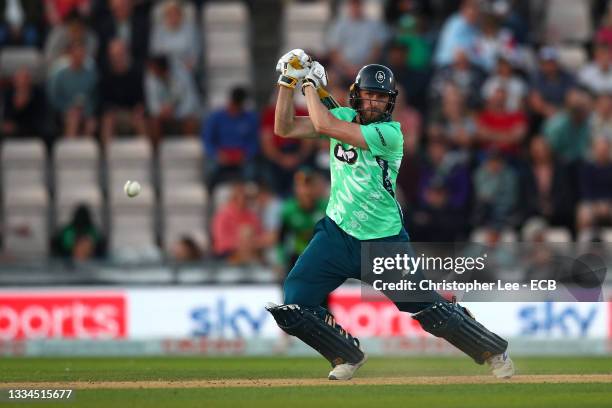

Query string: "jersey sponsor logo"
[[375, 71, 385, 83], [334, 144, 358, 164], [374, 127, 387, 146]]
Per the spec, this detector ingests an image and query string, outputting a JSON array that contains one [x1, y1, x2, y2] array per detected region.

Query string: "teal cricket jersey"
[[325, 107, 404, 239]]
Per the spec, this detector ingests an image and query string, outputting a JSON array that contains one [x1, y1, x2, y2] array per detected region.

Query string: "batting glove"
[[276, 49, 311, 89], [301, 61, 328, 95]]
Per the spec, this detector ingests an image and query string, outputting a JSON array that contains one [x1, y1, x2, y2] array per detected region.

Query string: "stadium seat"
[[53, 139, 100, 192], [0, 47, 43, 80], [160, 138, 204, 186], [470, 228, 517, 243], [2, 186, 49, 258], [161, 184, 208, 252], [110, 184, 156, 254], [202, 1, 248, 29], [1, 139, 46, 189], [283, 1, 331, 55], [544, 0, 591, 43], [55, 185, 103, 228], [107, 139, 153, 193], [602, 229, 612, 243], [202, 1, 251, 108], [557, 45, 588, 73], [544, 228, 572, 243]]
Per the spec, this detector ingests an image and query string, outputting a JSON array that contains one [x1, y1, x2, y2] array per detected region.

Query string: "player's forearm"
[[304, 85, 333, 135], [274, 86, 296, 137]]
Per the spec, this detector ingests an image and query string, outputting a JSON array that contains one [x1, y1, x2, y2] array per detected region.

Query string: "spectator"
[[433, 0, 481, 67], [150, 0, 199, 72], [95, 0, 151, 72], [542, 88, 592, 163], [429, 47, 486, 111], [412, 137, 470, 240], [473, 151, 519, 228], [253, 181, 282, 265], [52, 204, 105, 261], [476, 85, 527, 158], [493, 0, 530, 45], [529, 47, 575, 120], [144, 55, 200, 144], [99, 38, 146, 143], [385, 41, 430, 112], [202, 87, 259, 189], [393, 85, 422, 156], [44, 11, 98, 65], [260, 91, 314, 197], [171, 235, 203, 262], [278, 169, 327, 271], [1, 67, 45, 137], [212, 181, 263, 265], [395, 14, 433, 71], [44, 0, 91, 26], [477, 11, 516, 72], [519, 137, 576, 230], [578, 41, 612, 94], [0, 0, 44, 47], [429, 83, 476, 150], [47, 40, 98, 137], [481, 55, 527, 111], [577, 138, 612, 231], [327, 0, 389, 80], [595, 7, 612, 49], [590, 92, 612, 148]]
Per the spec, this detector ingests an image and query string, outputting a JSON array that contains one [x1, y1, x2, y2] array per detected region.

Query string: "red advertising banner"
[[329, 290, 426, 337], [0, 292, 127, 340]]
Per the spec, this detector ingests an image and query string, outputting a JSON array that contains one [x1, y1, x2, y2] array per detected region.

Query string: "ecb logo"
[[375, 71, 385, 83]]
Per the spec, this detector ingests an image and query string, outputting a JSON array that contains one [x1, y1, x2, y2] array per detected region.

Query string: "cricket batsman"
[[266, 49, 515, 381]]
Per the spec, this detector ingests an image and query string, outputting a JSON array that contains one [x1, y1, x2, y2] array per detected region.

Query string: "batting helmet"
[[349, 64, 399, 124]]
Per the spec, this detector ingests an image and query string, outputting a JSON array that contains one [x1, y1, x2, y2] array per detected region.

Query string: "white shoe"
[[487, 351, 515, 379], [328, 354, 368, 380]]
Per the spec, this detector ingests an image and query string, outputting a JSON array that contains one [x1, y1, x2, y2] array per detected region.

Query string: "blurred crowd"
[[2, 0, 612, 270]]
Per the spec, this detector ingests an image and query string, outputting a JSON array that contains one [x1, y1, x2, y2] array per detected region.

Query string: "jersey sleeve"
[[329, 107, 355, 120], [360, 122, 403, 158]]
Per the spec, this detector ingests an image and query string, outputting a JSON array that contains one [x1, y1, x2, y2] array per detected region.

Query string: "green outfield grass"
[[1, 357, 611, 408]]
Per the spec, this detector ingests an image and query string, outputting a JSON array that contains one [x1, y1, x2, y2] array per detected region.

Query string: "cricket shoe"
[[328, 354, 368, 381], [487, 351, 514, 379]]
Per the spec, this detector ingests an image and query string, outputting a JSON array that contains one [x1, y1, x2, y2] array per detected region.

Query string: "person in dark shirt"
[[95, 0, 150, 72], [577, 138, 612, 231], [52, 204, 106, 261], [260, 90, 314, 197], [1, 67, 44, 137], [201, 87, 259, 189], [99, 38, 146, 143], [518, 136, 576, 230]]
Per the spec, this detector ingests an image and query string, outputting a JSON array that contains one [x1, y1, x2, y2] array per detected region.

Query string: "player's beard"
[[358, 100, 386, 124]]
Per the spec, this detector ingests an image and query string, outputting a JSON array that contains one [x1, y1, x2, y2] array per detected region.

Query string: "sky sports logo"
[[0, 293, 127, 340]]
